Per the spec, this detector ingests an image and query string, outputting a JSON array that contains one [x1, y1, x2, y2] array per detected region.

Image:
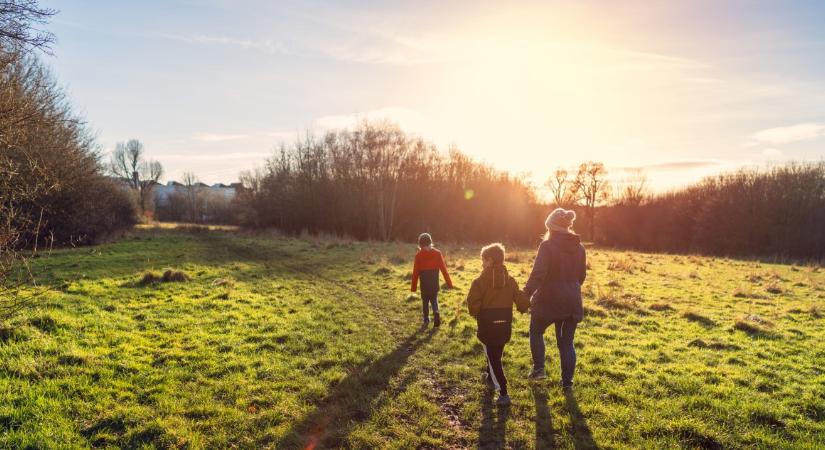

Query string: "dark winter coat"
[[523, 232, 587, 323], [466, 264, 529, 346]]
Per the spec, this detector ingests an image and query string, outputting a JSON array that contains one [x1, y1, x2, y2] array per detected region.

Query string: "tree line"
[[235, 122, 825, 260], [597, 162, 825, 260], [236, 120, 546, 244]]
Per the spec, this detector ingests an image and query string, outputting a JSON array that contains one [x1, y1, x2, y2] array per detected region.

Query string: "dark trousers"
[[530, 317, 578, 386], [482, 342, 508, 395], [421, 293, 439, 320]]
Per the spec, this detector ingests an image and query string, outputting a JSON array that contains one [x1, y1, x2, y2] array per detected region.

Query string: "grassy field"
[[1, 228, 823, 449]]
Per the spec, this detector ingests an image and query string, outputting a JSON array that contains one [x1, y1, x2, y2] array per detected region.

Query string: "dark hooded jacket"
[[523, 232, 587, 323], [466, 264, 529, 346]]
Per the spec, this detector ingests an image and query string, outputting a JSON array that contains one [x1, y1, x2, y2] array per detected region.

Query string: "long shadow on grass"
[[276, 327, 437, 448], [532, 384, 558, 449], [478, 388, 510, 449], [564, 390, 599, 450]]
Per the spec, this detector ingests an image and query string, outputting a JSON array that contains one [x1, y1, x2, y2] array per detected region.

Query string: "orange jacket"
[[411, 247, 453, 292]]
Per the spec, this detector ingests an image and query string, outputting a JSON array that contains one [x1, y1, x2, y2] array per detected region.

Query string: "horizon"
[[44, 0, 825, 191]]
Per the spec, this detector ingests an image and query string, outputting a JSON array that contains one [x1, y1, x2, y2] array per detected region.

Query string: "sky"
[[43, 0, 825, 192]]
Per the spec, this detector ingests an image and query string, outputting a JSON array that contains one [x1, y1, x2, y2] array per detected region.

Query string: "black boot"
[[433, 313, 441, 327]]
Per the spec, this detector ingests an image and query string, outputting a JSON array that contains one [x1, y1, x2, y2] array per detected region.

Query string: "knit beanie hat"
[[545, 208, 576, 233]]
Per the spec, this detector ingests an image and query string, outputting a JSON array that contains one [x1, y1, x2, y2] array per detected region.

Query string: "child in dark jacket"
[[466, 243, 530, 406], [411, 233, 453, 327]]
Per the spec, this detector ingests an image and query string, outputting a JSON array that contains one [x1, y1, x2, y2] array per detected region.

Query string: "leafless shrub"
[[608, 255, 636, 274], [596, 286, 638, 311], [764, 281, 783, 295]]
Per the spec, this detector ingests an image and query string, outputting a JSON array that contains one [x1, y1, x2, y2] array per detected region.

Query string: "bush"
[[1, 48, 136, 249]]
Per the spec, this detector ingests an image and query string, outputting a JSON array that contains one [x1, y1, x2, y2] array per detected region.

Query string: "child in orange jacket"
[[411, 233, 453, 327]]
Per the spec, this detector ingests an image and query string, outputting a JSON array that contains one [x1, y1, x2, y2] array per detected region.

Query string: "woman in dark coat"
[[523, 208, 587, 389]]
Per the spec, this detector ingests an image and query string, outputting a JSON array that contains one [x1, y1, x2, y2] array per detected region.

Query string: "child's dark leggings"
[[421, 293, 439, 320], [483, 342, 507, 395]]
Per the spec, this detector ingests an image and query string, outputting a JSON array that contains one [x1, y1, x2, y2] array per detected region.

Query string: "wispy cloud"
[[155, 32, 291, 55], [622, 160, 722, 172], [752, 122, 825, 144]]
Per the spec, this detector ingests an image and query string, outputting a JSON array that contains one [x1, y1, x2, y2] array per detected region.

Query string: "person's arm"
[[579, 248, 587, 285], [410, 255, 420, 292], [523, 242, 550, 296], [466, 278, 483, 318], [438, 252, 454, 289], [510, 276, 530, 313]]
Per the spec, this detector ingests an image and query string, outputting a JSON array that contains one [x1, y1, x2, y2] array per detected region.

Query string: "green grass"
[[1, 229, 824, 449]]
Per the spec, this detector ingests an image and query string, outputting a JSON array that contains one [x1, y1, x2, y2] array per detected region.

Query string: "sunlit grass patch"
[[2, 230, 823, 449]]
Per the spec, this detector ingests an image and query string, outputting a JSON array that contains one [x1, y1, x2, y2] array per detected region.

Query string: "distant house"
[[209, 183, 241, 201], [152, 181, 184, 207], [152, 180, 240, 208]]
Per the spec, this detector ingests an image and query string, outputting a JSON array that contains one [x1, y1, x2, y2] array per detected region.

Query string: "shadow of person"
[[276, 327, 437, 449], [564, 389, 599, 450], [532, 384, 557, 449], [477, 387, 511, 449]]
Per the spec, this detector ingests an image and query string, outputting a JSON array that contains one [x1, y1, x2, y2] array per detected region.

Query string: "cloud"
[[192, 133, 250, 142], [157, 33, 290, 55], [752, 123, 825, 144], [622, 160, 722, 172]]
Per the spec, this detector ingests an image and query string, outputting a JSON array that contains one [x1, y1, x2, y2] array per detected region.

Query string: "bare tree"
[[110, 139, 163, 215], [0, 1, 57, 53], [572, 161, 611, 241], [546, 168, 576, 208], [182, 172, 200, 223], [617, 168, 648, 206]]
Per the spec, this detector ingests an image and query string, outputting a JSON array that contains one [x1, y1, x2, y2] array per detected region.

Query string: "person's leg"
[[481, 343, 499, 390], [554, 320, 578, 387], [529, 316, 550, 372], [431, 294, 441, 326], [484, 343, 507, 395], [421, 296, 430, 323]]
